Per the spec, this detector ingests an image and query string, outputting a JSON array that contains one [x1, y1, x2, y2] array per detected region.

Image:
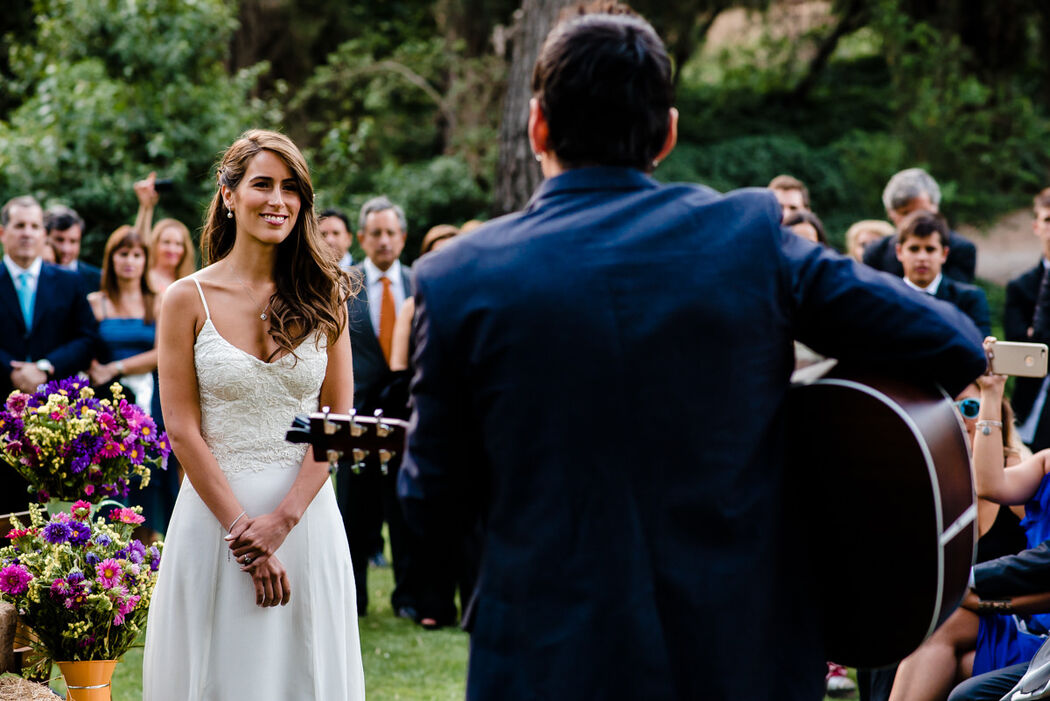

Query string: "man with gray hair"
[[337, 195, 418, 619], [863, 167, 977, 283]]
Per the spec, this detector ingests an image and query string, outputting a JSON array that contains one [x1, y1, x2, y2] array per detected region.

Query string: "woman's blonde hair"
[[148, 218, 196, 280], [200, 129, 351, 359]]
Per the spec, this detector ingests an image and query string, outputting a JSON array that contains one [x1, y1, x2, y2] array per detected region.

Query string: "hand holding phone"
[[988, 341, 1049, 377]]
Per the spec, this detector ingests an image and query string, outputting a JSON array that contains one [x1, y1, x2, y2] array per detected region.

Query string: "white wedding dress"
[[142, 279, 364, 700]]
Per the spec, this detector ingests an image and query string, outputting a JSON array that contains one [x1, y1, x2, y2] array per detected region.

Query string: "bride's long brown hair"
[[200, 130, 354, 359]]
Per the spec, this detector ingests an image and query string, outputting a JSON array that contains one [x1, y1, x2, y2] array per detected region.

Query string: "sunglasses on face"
[[956, 398, 980, 419]]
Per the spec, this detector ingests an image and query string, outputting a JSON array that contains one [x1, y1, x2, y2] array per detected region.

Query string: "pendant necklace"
[[231, 271, 272, 321]]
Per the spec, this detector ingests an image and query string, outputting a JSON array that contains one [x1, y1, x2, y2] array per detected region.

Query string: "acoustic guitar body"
[[785, 365, 976, 669]]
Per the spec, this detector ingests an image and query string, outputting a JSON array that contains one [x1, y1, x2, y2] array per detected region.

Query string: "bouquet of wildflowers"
[[0, 376, 170, 503], [0, 502, 161, 661]]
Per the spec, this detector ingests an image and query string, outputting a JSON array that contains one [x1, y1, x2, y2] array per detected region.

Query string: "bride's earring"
[[226, 201, 234, 219]]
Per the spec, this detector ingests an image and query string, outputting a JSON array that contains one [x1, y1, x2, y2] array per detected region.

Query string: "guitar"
[[785, 361, 976, 668], [285, 407, 409, 475]]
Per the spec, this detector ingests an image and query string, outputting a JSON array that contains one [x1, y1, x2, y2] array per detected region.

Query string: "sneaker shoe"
[[826, 662, 856, 698]]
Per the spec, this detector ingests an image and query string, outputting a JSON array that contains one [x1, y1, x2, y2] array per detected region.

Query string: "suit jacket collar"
[[526, 167, 659, 211]]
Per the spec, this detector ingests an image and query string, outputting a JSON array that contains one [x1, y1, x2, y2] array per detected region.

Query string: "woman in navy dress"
[[87, 225, 167, 536]]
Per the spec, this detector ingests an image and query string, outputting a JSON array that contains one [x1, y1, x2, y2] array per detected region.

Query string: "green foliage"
[[0, 0, 274, 263]]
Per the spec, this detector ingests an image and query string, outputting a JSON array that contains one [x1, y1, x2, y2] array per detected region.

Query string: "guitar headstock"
[[286, 407, 409, 476]]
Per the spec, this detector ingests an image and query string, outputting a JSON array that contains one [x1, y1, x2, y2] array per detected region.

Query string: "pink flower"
[[99, 440, 122, 458], [108, 507, 144, 525], [98, 413, 118, 432], [83, 484, 95, 497], [0, 564, 32, 595], [5, 392, 29, 413], [70, 500, 91, 520], [95, 559, 122, 589]]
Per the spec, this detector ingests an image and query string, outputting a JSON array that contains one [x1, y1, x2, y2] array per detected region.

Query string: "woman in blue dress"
[[889, 338, 1050, 700], [88, 225, 165, 536]]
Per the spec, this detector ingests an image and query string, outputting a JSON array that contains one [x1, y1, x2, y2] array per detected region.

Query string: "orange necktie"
[[378, 276, 395, 364]]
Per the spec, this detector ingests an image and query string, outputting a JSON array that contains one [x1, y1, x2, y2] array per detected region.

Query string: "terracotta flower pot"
[[56, 659, 118, 701]]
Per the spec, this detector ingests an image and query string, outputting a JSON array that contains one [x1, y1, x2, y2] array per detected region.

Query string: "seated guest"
[[896, 209, 991, 337], [845, 219, 894, 263], [768, 174, 810, 219], [46, 205, 101, 293], [0, 195, 98, 514], [864, 168, 977, 282], [133, 173, 195, 295], [784, 210, 827, 246], [320, 208, 355, 270], [890, 354, 1050, 701]]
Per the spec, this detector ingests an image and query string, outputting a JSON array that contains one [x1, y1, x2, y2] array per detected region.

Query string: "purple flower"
[[67, 570, 85, 585], [85, 552, 100, 567], [67, 521, 91, 546], [41, 521, 71, 545], [0, 564, 32, 595], [94, 534, 111, 548], [148, 546, 160, 572]]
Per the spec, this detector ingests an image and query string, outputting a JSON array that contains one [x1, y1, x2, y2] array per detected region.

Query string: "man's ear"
[[653, 107, 678, 167], [895, 243, 904, 262], [941, 245, 950, 263], [528, 98, 549, 157]]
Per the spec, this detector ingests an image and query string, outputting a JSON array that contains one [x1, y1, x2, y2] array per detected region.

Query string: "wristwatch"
[[35, 359, 54, 376]]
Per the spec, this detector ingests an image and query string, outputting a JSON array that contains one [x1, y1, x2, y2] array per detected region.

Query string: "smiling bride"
[[142, 130, 364, 700]]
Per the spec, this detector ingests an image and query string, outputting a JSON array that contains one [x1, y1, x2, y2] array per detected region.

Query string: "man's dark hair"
[[319, 208, 351, 231], [1034, 187, 1050, 211], [768, 175, 811, 209], [45, 204, 84, 233], [897, 209, 950, 248], [783, 210, 827, 246], [531, 13, 673, 172]]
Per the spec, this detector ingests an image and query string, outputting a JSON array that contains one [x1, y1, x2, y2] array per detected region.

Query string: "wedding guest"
[[845, 219, 894, 263], [320, 208, 355, 270], [0, 195, 97, 514], [769, 174, 811, 219], [784, 210, 827, 246], [46, 205, 101, 293], [133, 173, 196, 295], [86, 225, 169, 537]]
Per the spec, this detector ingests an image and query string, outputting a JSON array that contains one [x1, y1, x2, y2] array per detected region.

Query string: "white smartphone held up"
[[989, 341, 1049, 378]]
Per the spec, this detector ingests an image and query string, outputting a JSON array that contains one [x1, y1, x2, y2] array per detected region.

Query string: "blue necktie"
[[15, 271, 33, 330]]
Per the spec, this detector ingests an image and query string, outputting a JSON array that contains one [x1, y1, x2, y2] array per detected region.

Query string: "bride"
[[142, 130, 364, 699]]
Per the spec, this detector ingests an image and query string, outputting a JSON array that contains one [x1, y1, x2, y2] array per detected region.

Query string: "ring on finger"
[[243, 555, 253, 565]]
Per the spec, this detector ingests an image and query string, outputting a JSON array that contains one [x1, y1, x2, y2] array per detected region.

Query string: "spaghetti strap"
[[191, 277, 211, 320]]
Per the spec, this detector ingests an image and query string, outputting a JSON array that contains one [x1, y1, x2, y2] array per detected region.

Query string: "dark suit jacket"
[[73, 261, 101, 294], [0, 262, 98, 513], [933, 276, 991, 337], [974, 540, 1050, 599], [398, 167, 987, 701], [1004, 262, 1050, 448], [346, 262, 413, 413], [863, 228, 978, 283]]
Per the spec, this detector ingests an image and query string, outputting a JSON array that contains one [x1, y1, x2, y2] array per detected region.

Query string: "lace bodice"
[[192, 285, 328, 477]]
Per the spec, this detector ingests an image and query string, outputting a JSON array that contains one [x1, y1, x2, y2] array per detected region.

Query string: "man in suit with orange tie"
[[338, 196, 416, 617]]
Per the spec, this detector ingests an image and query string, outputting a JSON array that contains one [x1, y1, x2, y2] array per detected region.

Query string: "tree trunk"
[[493, 0, 576, 216]]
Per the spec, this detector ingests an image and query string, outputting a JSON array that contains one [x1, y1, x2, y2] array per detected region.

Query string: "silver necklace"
[[230, 271, 272, 321]]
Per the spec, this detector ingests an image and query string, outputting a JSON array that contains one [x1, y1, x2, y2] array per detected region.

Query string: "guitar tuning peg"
[[349, 408, 365, 437], [322, 405, 337, 435], [374, 408, 391, 438], [379, 448, 396, 476], [351, 447, 369, 474], [326, 448, 343, 474]]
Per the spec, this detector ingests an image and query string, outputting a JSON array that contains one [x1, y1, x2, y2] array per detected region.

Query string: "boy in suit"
[[896, 209, 991, 337]]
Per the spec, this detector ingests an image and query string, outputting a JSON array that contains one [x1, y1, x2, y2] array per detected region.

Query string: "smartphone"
[[990, 341, 1049, 378], [154, 178, 174, 193]]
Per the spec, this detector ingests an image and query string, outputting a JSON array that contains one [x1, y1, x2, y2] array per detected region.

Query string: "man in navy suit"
[[0, 195, 97, 514], [864, 167, 978, 283], [46, 205, 101, 293], [398, 13, 987, 700], [895, 209, 991, 337], [338, 196, 417, 616]]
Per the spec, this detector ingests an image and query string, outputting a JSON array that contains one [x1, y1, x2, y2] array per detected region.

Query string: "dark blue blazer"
[[399, 167, 986, 700], [0, 262, 97, 513], [73, 260, 102, 294], [346, 263, 413, 412], [1004, 261, 1050, 448], [933, 276, 991, 338]]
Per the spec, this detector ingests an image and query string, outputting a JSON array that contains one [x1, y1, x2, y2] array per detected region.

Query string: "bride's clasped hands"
[[226, 511, 295, 607]]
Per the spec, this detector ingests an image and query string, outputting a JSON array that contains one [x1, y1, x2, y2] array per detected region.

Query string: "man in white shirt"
[[0, 195, 97, 513], [339, 195, 417, 618], [45, 205, 101, 293], [319, 208, 355, 271]]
